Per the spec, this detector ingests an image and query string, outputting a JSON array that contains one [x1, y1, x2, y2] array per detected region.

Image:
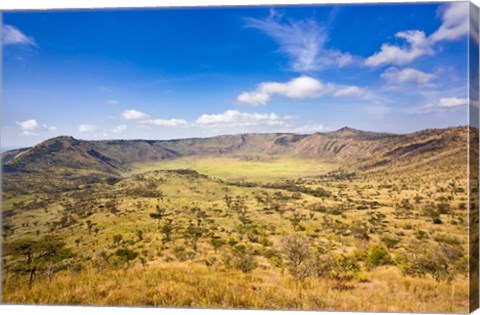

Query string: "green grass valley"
[[1, 126, 474, 312]]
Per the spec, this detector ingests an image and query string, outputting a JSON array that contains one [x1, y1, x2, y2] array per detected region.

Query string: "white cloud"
[[439, 97, 468, 107], [16, 119, 56, 136], [78, 124, 98, 132], [122, 109, 149, 120], [142, 118, 188, 127], [381, 67, 435, 85], [2, 25, 36, 46], [365, 30, 433, 67], [291, 123, 329, 133], [430, 2, 469, 43], [333, 86, 365, 97], [237, 76, 365, 106], [17, 119, 40, 131], [237, 91, 271, 106], [365, 3, 468, 67], [246, 10, 355, 72], [113, 125, 127, 133], [196, 110, 291, 128], [107, 99, 119, 105], [411, 96, 468, 114]]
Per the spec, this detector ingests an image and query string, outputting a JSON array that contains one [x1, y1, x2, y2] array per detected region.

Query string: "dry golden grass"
[[2, 154, 470, 312], [2, 263, 468, 313]]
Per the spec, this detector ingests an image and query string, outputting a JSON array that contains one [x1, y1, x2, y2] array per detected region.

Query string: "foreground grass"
[[3, 263, 468, 313], [2, 154, 469, 312]]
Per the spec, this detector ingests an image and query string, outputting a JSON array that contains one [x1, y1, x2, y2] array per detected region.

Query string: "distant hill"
[[1, 126, 469, 193]]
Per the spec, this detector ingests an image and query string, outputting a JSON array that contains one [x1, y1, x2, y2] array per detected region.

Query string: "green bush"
[[365, 244, 392, 270], [330, 254, 361, 282], [114, 248, 138, 265], [395, 240, 464, 282]]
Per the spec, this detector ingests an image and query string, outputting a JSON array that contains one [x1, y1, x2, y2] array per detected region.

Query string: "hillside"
[[1, 126, 468, 193], [1, 125, 472, 312]]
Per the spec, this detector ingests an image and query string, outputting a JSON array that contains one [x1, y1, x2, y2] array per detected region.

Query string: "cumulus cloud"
[[411, 96, 468, 114], [16, 119, 56, 136], [113, 125, 127, 133], [430, 2, 469, 43], [78, 124, 98, 132], [141, 118, 188, 127], [290, 123, 329, 133], [2, 25, 36, 46], [246, 9, 355, 72], [195, 110, 331, 134], [237, 76, 365, 106], [196, 110, 291, 128], [381, 67, 435, 86], [122, 109, 149, 120], [439, 97, 468, 107], [366, 2, 468, 67], [365, 30, 433, 67]]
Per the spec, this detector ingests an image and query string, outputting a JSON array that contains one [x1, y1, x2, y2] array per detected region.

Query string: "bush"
[[365, 244, 392, 270], [223, 244, 257, 273], [114, 248, 138, 265], [330, 254, 361, 282], [381, 236, 400, 249], [282, 235, 312, 281], [395, 240, 464, 282]]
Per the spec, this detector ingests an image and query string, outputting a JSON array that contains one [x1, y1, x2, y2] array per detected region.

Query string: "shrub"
[[381, 236, 400, 249], [330, 254, 361, 282], [223, 244, 257, 273], [365, 244, 392, 270], [395, 240, 464, 282], [114, 248, 138, 266], [282, 235, 312, 281]]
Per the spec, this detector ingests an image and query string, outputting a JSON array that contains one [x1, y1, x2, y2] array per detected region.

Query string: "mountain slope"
[[1, 126, 468, 193]]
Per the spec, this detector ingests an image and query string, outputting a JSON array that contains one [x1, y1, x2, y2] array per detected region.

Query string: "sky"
[[1, 2, 475, 148]]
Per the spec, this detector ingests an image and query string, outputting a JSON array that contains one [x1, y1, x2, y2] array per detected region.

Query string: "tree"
[[184, 223, 204, 252], [396, 240, 464, 282], [149, 204, 169, 228], [224, 195, 233, 213], [114, 248, 138, 267], [4, 236, 73, 288], [289, 212, 302, 231], [210, 236, 227, 253], [282, 236, 311, 281], [161, 219, 174, 243], [230, 244, 257, 273], [234, 196, 250, 226]]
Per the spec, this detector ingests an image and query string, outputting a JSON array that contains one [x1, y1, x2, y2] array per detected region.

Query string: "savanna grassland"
[[1, 126, 474, 312]]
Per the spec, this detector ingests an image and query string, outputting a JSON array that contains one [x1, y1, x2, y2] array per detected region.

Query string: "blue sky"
[[1, 2, 473, 148]]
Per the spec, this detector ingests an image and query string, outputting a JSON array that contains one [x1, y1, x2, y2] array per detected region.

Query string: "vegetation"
[[1, 126, 472, 312]]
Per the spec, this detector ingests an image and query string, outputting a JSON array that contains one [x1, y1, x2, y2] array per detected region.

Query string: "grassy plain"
[[130, 157, 337, 182], [2, 155, 470, 312]]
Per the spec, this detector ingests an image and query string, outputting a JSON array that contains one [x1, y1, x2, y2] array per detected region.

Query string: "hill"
[[1, 126, 468, 193], [1, 125, 472, 312]]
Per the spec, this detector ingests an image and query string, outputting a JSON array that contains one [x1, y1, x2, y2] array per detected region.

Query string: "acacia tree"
[[184, 223, 204, 252], [161, 219, 174, 243], [233, 196, 250, 226], [282, 235, 311, 281], [149, 204, 169, 228], [5, 236, 73, 288]]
